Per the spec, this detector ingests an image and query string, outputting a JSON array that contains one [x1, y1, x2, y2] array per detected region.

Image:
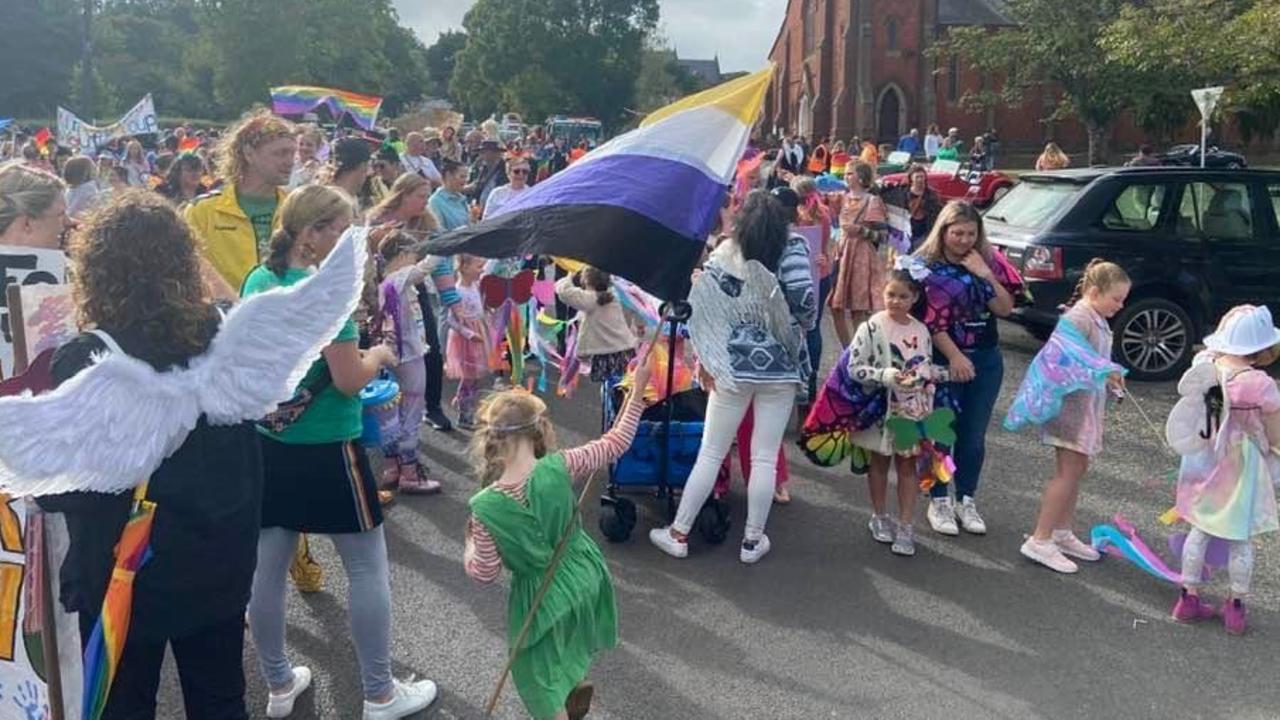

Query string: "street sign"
[[1190, 86, 1225, 168]]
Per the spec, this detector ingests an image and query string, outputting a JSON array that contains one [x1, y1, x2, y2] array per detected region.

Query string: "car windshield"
[[983, 180, 1083, 228]]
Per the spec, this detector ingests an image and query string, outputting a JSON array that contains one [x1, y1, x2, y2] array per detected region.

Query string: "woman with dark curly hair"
[[157, 152, 210, 206], [39, 190, 262, 718]]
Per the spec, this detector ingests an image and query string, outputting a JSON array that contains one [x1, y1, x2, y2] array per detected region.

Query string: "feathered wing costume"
[[0, 225, 369, 497]]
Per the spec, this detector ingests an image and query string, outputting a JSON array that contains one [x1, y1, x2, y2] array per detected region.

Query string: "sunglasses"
[[510, 168, 530, 175]]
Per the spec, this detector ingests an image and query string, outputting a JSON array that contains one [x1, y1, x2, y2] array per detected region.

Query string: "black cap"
[[769, 186, 800, 209]]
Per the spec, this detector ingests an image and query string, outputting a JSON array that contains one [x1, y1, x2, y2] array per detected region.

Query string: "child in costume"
[[847, 259, 953, 556], [1165, 305, 1280, 634], [445, 254, 494, 429], [1005, 259, 1130, 573], [376, 231, 442, 494], [463, 354, 653, 719], [799, 256, 954, 557], [554, 266, 638, 383]]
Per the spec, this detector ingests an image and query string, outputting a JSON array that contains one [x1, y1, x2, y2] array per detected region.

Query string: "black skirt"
[[260, 438, 383, 534]]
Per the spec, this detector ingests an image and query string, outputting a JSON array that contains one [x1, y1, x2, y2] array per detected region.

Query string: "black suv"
[[984, 167, 1280, 380]]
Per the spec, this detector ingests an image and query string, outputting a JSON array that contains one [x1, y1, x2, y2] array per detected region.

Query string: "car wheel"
[[1114, 297, 1194, 381]]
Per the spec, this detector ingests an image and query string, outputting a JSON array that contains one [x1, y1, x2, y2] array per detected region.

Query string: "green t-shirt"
[[241, 265, 363, 444], [935, 146, 960, 161], [237, 192, 279, 260]]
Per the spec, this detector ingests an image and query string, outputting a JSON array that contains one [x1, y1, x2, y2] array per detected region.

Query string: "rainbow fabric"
[[270, 85, 383, 130], [428, 67, 774, 301], [82, 485, 156, 720]]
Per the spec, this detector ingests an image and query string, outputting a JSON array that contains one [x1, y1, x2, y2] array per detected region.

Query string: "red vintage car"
[[879, 160, 1016, 208]]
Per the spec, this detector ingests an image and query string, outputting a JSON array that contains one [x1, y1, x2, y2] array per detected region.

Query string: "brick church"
[[764, 0, 1151, 154]]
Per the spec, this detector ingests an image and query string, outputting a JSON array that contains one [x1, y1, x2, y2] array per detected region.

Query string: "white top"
[[401, 154, 442, 185], [483, 183, 529, 219], [65, 183, 100, 219], [924, 133, 942, 158]]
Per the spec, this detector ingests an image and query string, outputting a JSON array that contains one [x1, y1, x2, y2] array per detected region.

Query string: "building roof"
[[677, 56, 723, 85], [938, 0, 1014, 26]]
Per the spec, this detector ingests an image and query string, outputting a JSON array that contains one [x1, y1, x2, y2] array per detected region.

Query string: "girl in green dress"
[[464, 357, 652, 719]]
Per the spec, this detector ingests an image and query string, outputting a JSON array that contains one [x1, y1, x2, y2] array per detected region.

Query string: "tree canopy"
[[1, 0, 431, 121], [450, 0, 660, 130]]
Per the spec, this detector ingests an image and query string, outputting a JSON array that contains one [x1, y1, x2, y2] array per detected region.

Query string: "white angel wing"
[[0, 352, 200, 496], [193, 225, 368, 423], [1166, 360, 1224, 456]]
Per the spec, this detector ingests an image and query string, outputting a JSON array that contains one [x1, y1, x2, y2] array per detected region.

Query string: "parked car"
[[984, 166, 1280, 380], [1157, 144, 1248, 169], [880, 159, 1015, 208]]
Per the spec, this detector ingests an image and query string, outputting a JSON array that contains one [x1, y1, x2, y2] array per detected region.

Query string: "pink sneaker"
[[1171, 590, 1217, 623], [399, 463, 442, 495], [1224, 598, 1247, 636]]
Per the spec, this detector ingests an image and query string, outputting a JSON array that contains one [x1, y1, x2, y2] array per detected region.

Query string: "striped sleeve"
[[430, 255, 461, 307], [563, 391, 644, 479], [464, 516, 503, 584], [779, 236, 817, 331]]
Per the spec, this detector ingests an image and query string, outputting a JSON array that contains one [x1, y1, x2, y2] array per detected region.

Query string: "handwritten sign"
[[0, 246, 65, 379], [56, 95, 159, 154]]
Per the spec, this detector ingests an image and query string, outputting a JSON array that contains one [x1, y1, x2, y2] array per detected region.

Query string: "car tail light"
[[1023, 246, 1063, 280]]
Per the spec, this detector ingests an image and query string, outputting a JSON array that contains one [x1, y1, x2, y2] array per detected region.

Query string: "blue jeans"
[[932, 345, 1004, 500], [806, 274, 834, 400]]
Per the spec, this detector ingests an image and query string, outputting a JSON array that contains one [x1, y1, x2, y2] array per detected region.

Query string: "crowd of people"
[[0, 105, 1272, 720]]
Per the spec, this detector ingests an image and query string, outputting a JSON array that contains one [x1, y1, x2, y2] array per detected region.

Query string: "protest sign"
[[56, 95, 159, 154], [0, 246, 65, 379]]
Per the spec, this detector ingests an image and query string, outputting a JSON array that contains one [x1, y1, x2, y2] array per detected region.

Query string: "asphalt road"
[[157, 321, 1280, 720]]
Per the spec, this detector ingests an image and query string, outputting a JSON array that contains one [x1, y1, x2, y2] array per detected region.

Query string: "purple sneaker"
[[1171, 590, 1217, 623], [1224, 598, 1247, 636]]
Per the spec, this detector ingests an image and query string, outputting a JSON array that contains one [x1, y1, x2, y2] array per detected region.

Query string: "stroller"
[[597, 301, 732, 544]]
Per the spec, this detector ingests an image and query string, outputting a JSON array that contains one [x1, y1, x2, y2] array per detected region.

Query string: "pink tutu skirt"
[[444, 318, 493, 380]]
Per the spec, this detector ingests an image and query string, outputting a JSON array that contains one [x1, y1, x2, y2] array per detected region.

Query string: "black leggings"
[[417, 282, 445, 413], [81, 612, 248, 720]]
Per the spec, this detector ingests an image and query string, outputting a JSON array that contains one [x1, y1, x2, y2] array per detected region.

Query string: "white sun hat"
[[1203, 305, 1280, 356]]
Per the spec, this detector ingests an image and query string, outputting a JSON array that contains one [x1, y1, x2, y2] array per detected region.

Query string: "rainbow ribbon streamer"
[[83, 483, 156, 719], [270, 85, 383, 130], [1090, 514, 1223, 585]]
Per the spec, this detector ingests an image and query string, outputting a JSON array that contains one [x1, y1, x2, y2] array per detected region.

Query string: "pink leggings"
[[714, 402, 789, 497]]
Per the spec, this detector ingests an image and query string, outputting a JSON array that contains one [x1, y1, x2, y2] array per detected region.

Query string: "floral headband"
[[893, 254, 931, 281]]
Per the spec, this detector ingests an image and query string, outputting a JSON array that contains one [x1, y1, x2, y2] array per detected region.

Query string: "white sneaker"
[[1020, 537, 1079, 574], [740, 534, 771, 564], [957, 496, 987, 535], [927, 497, 959, 536], [649, 527, 688, 558], [891, 523, 916, 557], [266, 667, 312, 718], [362, 678, 438, 720], [868, 514, 894, 543], [1052, 529, 1101, 561]]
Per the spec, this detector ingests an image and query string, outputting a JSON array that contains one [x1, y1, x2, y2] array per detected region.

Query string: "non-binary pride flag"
[[270, 85, 383, 130], [427, 67, 774, 301]]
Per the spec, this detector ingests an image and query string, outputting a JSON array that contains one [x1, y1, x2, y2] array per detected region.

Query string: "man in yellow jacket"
[[186, 111, 297, 299]]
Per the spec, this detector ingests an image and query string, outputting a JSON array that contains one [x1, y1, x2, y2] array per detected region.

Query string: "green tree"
[[424, 30, 467, 100], [934, 0, 1152, 164], [0, 0, 81, 118], [1103, 0, 1280, 141], [632, 37, 701, 114], [451, 0, 659, 129]]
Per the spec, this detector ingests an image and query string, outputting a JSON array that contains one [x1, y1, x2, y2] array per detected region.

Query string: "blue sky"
[[392, 0, 787, 72]]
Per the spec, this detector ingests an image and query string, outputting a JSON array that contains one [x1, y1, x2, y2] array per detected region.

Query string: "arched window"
[[886, 18, 899, 51], [803, 0, 817, 54]]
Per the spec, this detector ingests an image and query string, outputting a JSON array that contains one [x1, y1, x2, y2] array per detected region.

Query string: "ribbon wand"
[[484, 324, 661, 716]]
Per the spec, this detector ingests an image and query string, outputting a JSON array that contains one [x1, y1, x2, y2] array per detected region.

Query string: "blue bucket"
[[359, 376, 401, 448]]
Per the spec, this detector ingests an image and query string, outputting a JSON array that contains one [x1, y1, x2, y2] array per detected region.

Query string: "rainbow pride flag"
[[270, 85, 383, 130], [427, 67, 774, 301], [82, 484, 155, 720]]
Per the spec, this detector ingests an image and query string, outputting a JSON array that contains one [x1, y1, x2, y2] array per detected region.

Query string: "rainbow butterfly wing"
[[798, 347, 888, 467]]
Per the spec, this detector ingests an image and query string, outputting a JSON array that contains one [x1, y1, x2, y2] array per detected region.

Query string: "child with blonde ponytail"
[[463, 351, 653, 719]]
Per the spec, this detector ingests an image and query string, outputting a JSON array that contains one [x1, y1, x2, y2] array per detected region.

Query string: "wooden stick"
[[484, 327, 661, 716]]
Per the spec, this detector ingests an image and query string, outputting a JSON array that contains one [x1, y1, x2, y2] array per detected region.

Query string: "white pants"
[[1181, 527, 1255, 596], [673, 381, 796, 541]]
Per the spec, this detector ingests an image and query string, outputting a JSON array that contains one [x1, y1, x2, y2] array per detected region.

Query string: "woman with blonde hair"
[[913, 201, 1024, 538], [122, 139, 151, 187], [367, 172, 436, 232], [242, 183, 438, 720], [0, 160, 68, 249], [1035, 142, 1070, 171]]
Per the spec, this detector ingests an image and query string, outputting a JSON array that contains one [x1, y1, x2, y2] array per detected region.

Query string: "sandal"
[[399, 462, 442, 495], [774, 485, 792, 504]]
